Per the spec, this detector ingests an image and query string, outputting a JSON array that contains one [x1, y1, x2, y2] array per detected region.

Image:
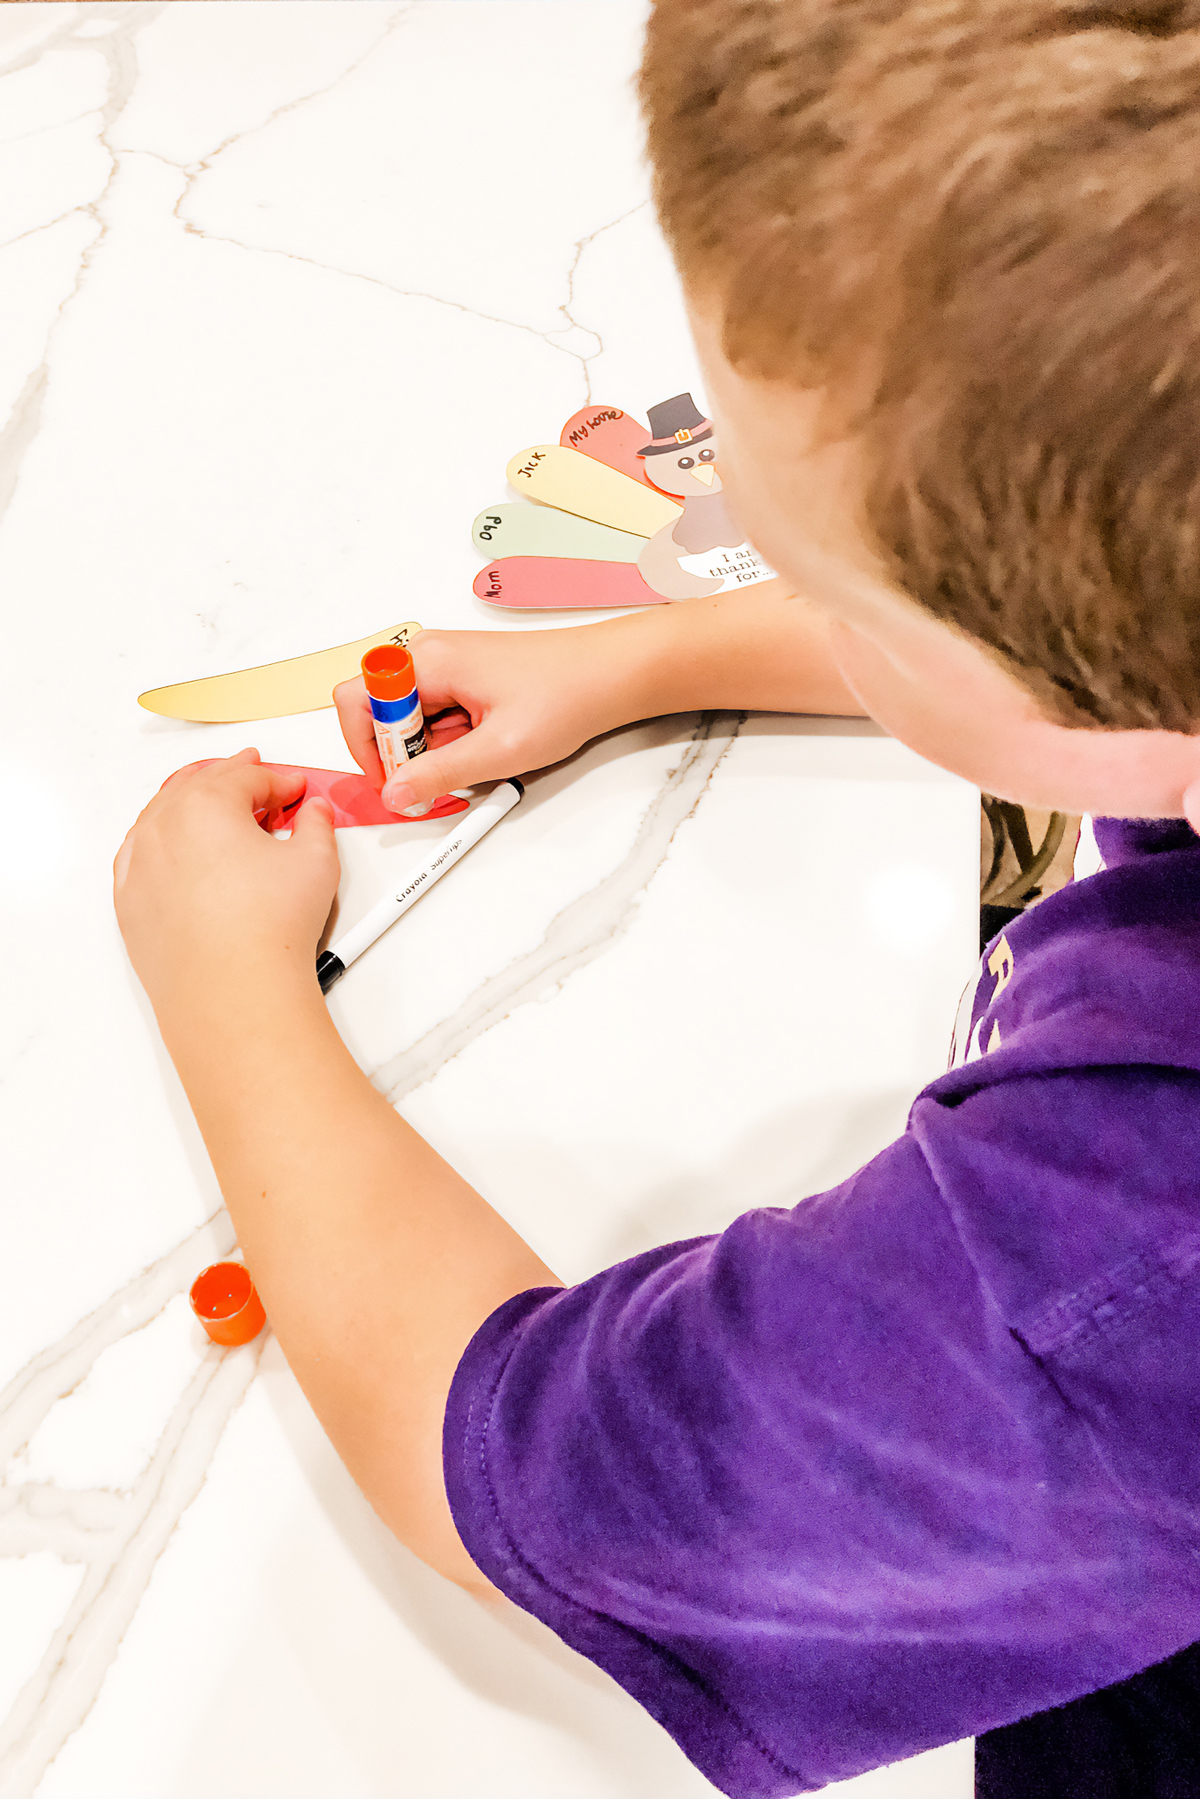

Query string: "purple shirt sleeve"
[[445, 1070, 1200, 1797]]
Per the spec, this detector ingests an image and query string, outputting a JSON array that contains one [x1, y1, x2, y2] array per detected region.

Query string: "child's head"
[[642, 0, 1200, 822]]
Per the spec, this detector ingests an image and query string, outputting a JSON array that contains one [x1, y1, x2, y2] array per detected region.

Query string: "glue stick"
[[361, 645, 432, 818]]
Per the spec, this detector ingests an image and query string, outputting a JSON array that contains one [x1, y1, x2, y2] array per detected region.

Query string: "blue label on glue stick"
[[369, 687, 420, 724]]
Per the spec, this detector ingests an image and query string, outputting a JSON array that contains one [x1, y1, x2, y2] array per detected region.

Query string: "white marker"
[[316, 779, 524, 993]]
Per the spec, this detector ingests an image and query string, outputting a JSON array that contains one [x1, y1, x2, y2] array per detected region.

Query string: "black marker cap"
[[508, 778, 524, 796], [316, 950, 346, 994]]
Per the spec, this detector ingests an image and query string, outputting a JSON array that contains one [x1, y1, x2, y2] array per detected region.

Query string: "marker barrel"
[[318, 779, 524, 990]]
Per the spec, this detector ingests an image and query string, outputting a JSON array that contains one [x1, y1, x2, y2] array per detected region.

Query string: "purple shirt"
[[444, 817, 1200, 1796]]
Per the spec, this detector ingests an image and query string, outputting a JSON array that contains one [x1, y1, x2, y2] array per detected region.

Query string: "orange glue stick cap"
[[189, 1261, 267, 1347], [361, 645, 416, 700]]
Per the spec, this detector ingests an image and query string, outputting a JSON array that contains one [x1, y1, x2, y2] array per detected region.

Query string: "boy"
[[114, 2, 1200, 1793]]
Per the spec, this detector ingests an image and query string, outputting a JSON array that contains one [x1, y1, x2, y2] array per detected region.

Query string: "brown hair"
[[642, 0, 1200, 730]]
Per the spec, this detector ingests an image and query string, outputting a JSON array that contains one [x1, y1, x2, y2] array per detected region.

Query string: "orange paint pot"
[[189, 1261, 266, 1347]]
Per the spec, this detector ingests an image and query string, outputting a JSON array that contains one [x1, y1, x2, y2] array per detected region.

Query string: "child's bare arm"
[[335, 581, 866, 808], [114, 752, 559, 1593]]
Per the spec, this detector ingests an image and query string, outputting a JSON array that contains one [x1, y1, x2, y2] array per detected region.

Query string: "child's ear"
[[1180, 776, 1200, 837]]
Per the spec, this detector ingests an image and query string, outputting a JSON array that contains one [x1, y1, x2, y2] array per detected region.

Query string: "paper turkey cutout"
[[134, 395, 775, 726], [184, 761, 469, 826], [474, 395, 775, 610]]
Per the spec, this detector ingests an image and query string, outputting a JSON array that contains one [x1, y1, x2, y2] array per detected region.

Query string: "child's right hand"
[[333, 624, 635, 813]]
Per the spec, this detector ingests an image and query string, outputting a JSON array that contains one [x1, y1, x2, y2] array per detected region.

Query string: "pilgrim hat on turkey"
[[638, 393, 714, 456]]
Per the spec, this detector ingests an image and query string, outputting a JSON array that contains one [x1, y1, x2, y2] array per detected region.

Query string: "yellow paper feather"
[[505, 445, 679, 539], [138, 621, 422, 723]]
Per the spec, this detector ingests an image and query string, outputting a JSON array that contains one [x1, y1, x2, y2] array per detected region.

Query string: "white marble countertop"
[[0, 6, 979, 1795]]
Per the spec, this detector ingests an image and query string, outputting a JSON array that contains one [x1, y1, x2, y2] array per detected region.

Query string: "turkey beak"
[[694, 464, 716, 487]]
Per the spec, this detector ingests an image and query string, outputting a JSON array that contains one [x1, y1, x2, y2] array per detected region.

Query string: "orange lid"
[[189, 1261, 267, 1347], [361, 645, 416, 700]]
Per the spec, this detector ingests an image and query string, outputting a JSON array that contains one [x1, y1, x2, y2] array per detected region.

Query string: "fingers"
[[407, 631, 475, 717], [334, 676, 385, 787], [156, 753, 235, 795], [116, 752, 283, 916], [139, 755, 305, 840], [380, 722, 522, 812], [220, 757, 307, 815], [426, 708, 472, 750], [289, 794, 339, 865]]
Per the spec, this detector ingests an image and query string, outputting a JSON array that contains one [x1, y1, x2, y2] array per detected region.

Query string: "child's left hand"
[[114, 749, 340, 1012]]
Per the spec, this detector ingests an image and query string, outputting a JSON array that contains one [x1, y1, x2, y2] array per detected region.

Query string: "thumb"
[[289, 795, 338, 853], [381, 725, 521, 812]]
